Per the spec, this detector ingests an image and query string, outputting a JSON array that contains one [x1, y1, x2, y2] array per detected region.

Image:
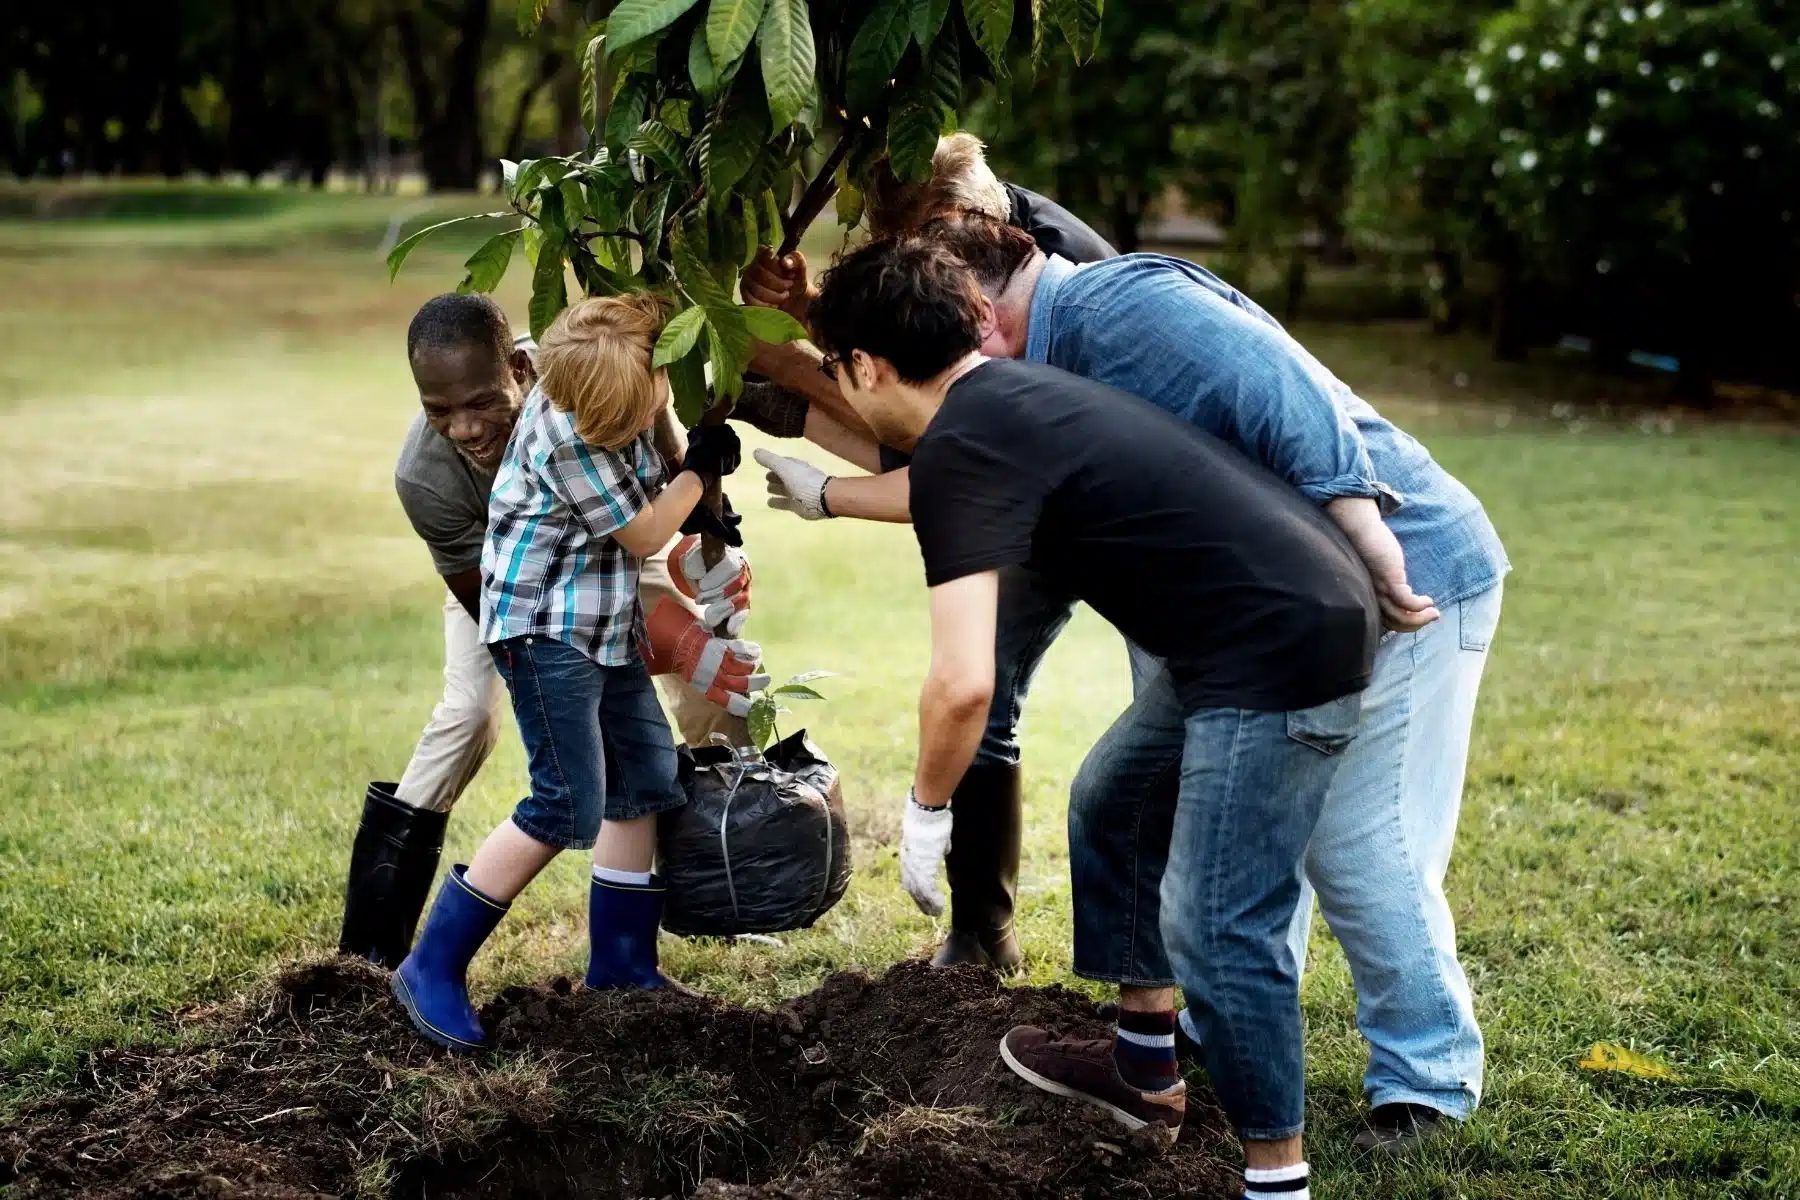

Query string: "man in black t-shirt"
[[737, 132, 1120, 973], [805, 239, 1376, 1189]]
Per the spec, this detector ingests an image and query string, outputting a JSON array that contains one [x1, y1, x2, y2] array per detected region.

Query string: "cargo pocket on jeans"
[[1285, 692, 1364, 756]]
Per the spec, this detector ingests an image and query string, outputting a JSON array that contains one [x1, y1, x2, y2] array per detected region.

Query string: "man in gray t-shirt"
[[339, 295, 755, 969]]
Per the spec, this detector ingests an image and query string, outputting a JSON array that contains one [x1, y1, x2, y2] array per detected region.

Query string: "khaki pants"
[[393, 539, 748, 812]]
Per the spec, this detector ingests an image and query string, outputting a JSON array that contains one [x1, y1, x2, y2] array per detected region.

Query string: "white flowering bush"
[[1352, 0, 1797, 369]]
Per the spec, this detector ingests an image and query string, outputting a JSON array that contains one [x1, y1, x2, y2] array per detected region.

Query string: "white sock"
[[592, 866, 653, 886], [1244, 1161, 1309, 1200]]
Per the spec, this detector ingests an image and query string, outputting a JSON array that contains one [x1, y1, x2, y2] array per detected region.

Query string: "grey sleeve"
[[395, 476, 487, 577]]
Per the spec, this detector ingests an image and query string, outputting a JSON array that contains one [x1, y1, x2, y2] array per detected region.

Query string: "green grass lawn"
[[1, 190, 1797, 1198]]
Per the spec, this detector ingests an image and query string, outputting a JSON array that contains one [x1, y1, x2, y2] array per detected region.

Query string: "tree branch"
[[778, 126, 865, 255]]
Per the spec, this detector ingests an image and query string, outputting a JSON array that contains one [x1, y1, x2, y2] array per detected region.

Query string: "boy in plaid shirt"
[[393, 295, 747, 1050]]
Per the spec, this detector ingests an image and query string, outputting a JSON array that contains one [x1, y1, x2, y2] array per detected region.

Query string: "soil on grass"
[[0, 958, 1240, 1199]]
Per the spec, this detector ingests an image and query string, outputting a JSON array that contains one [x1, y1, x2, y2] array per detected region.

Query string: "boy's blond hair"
[[537, 293, 669, 450], [865, 132, 1012, 236]]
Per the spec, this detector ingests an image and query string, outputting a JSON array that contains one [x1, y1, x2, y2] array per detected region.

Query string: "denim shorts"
[[488, 635, 685, 850]]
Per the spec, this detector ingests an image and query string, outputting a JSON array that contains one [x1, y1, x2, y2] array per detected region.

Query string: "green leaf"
[[606, 78, 652, 151], [835, 170, 865, 227], [739, 196, 759, 266], [605, 0, 703, 54], [923, 30, 960, 114], [888, 94, 940, 183], [785, 669, 838, 685], [522, 223, 545, 268], [961, 0, 1013, 76], [517, 0, 551, 34], [746, 693, 779, 750], [706, 0, 768, 73], [385, 214, 505, 281], [1042, 0, 1101, 62], [628, 121, 688, 178], [705, 302, 754, 399], [653, 305, 709, 367], [529, 239, 570, 341], [760, 189, 783, 247], [580, 34, 603, 137], [740, 305, 808, 345], [758, 0, 817, 130], [689, 24, 720, 96], [669, 341, 711, 428], [672, 219, 735, 309], [770, 682, 826, 700], [909, 0, 951, 48], [699, 100, 767, 204], [559, 177, 590, 228], [457, 227, 522, 293], [846, 0, 913, 115], [638, 178, 675, 259]]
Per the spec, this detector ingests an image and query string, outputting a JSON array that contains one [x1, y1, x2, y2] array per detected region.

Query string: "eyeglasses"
[[817, 353, 840, 382]]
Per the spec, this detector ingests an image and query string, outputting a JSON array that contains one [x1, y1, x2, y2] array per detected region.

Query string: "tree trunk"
[[396, 0, 491, 192], [1282, 252, 1308, 324], [504, 48, 565, 160]]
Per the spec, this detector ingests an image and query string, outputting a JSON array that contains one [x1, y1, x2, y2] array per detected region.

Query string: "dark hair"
[[918, 214, 1039, 292], [808, 239, 983, 383], [406, 293, 513, 364]]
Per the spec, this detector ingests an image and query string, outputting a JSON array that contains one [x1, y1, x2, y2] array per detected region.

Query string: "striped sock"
[[1113, 1009, 1181, 1092], [593, 866, 653, 887], [1244, 1162, 1309, 1200]]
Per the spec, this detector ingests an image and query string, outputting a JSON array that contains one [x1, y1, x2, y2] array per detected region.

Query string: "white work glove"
[[754, 447, 834, 521], [672, 534, 752, 637], [899, 790, 954, 917]]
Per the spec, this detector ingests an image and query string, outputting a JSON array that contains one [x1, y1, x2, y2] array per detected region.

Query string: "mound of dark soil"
[[1, 958, 1239, 1199]]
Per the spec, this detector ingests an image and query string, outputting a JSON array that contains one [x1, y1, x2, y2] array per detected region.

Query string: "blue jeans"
[[976, 565, 1079, 764], [1091, 584, 1499, 1119], [1070, 667, 1362, 1139], [488, 635, 685, 850]]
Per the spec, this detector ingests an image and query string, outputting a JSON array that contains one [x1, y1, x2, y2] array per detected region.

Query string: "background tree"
[[1360, 0, 1799, 387], [973, 0, 1192, 253]]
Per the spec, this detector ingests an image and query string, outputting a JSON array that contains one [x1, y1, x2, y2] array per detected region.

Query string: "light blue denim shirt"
[[1025, 254, 1509, 606]]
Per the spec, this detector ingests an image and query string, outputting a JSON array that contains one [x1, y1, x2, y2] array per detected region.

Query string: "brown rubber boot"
[[930, 762, 1024, 970]]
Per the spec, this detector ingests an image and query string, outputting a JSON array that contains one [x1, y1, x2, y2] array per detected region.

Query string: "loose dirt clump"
[[2, 958, 1240, 1199]]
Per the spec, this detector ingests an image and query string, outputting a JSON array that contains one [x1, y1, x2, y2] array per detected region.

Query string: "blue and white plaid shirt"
[[480, 384, 668, 665]]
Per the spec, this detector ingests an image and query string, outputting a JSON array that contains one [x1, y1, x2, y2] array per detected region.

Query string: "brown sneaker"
[[999, 1025, 1186, 1143]]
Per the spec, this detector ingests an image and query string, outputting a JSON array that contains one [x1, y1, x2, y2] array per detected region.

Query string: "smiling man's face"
[[411, 342, 531, 470]]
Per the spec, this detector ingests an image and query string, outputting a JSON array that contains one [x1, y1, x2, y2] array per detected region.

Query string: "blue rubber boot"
[[585, 875, 684, 991], [392, 865, 509, 1050]]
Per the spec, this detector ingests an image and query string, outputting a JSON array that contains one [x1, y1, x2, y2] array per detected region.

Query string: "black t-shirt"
[[876, 184, 1116, 475], [1005, 183, 1118, 264], [909, 359, 1378, 713]]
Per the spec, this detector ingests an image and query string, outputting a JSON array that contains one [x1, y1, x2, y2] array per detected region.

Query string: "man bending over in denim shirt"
[[762, 216, 1511, 1153]]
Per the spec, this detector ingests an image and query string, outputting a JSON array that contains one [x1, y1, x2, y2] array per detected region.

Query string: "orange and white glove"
[[639, 597, 768, 717], [671, 534, 752, 637]]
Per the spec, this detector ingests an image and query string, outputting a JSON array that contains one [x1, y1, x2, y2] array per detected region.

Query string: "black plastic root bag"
[[658, 730, 853, 937]]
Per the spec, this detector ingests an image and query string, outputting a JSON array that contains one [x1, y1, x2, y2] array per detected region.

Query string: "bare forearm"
[[750, 340, 885, 447], [823, 467, 912, 523], [615, 471, 706, 557], [912, 673, 991, 808], [443, 568, 483, 623], [804, 404, 883, 473]]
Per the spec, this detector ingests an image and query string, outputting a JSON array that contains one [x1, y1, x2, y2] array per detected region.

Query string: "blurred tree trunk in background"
[[395, 0, 492, 190]]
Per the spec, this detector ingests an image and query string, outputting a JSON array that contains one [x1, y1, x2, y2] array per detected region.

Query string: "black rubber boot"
[[930, 762, 1024, 971], [339, 782, 449, 969]]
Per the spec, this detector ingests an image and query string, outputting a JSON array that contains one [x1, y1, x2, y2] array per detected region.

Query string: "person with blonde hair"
[[391, 295, 748, 1051], [337, 293, 757, 974]]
